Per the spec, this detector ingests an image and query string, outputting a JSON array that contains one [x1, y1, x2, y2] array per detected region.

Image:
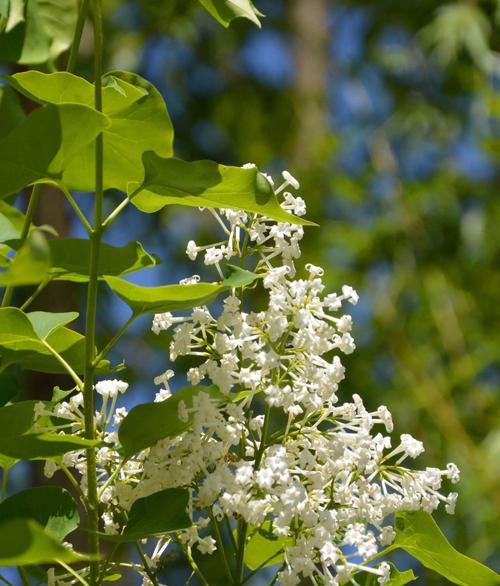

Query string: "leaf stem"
[[41, 339, 84, 390], [57, 560, 90, 586], [83, 0, 104, 581], [0, 573, 15, 586], [67, 0, 91, 73], [209, 508, 234, 583], [0, 469, 8, 500], [20, 277, 50, 311], [59, 185, 92, 235], [93, 314, 136, 365], [17, 568, 30, 586], [101, 197, 130, 230], [1, 184, 42, 307]]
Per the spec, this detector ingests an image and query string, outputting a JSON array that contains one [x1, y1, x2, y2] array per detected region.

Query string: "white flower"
[[95, 379, 128, 398]]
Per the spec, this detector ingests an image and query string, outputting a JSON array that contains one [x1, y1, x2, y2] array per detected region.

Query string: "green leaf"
[[104, 264, 257, 316], [132, 154, 313, 225], [0, 518, 85, 566], [0, 103, 109, 197], [0, 400, 40, 437], [0, 371, 19, 406], [353, 563, 416, 586], [48, 239, 158, 282], [0, 432, 100, 460], [0, 200, 26, 244], [244, 521, 293, 571], [197, 0, 264, 27], [103, 488, 191, 542], [0, 486, 79, 541], [0, 307, 110, 374], [0, 0, 77, 64], [0, 85, 25, 140], [0, 230, 51, 286], [119, 385, 225, 456], [0, 237, 158, 286], [9, 70, 174, 192], [388, 511, 500, 586]]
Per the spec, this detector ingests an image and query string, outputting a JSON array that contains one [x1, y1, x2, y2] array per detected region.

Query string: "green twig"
[[67, 0, 90, 73], [60, 185, 92, 235], [57, 560, 90, 586], [41, 339, 84, 390], [83, 0, 105, 581], [134, 543, 160, 586], [209, 508, 234, 583], [20, 277, 50, 311], [93, 314, 136, 365], [101, 197, 130, 230]]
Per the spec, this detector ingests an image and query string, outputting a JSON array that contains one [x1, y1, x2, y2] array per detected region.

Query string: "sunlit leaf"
[[197, 0, 264, 27], [0, 103, 109, 197], [0, 0, 77, 64], [0, 85, 25, 140], [9, 70, 174, 192], [104, 264, 257, 316], [0, 486, 79, 541], [0, 307, 110, 374], [0, 518, 86, 565], [0, 432, 100, 460], [387, 512, 500, 586], [0, 230, 51, 286], [244, 521, 293, 571], [131, 154, 313, 225]]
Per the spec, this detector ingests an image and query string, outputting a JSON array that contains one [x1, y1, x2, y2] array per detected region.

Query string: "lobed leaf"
[[387, 511, 500, 586], [0, 307, 111, 374], [0, 103, 109, 197], [0, 0, 77, 64], [9, 70, 174, 192], [119, 385, 226, 457], [131, 154, 313, 225], [104, 264, 257, 316]]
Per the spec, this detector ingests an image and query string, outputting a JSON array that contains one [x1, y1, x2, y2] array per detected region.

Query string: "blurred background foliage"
[[1, 0, 499, 583]]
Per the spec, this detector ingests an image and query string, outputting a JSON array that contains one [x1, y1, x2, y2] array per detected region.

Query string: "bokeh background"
[[2, 0, 499, 584]]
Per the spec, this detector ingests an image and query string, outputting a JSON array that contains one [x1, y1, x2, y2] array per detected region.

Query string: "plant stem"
[[209, 508, 234, 583], [20, 277, 50, 311], [1, 469, 8, 500], [93, 314, 136, 365], [183, 544, 209, 586], [67, 0, 90, 73], [134, 543, 160, 586], [41, 339, 84, 389], [1, 184, 42, 307], [17, 568, 30, 586], [57, 560, 90, 586], [83, 0, 104, 582], [0, 573, 15, 586], [101, 197, 130, 230], [60, 185, 92, 235]]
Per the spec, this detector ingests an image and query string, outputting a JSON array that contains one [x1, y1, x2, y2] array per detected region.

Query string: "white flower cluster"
[[39, 168, 459, 586]]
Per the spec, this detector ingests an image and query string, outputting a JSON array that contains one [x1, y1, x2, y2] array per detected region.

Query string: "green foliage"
[[9, 70, 174, 192], [0, 102, 108, 197], [132, 154, 313, 224], [0, 371, 18, 406], [104, 264, 257, 316], [0, 237, 158, 286], [0, 432, 100, 460], [0, 230, 50, 286], [387, 511, 500, 586], [0, 85, 25, 139], [197, 0, 264, 28], [243, 521, 293, 571], [0, 400, 41, 437], [119, 384, 225, 456], [0, 0, 77, 64], [0, 518, 86, 566], [0, 485, 79, 541], [354, 563, 416, 586], [102, 487, 191, 541], [0, 307, 111, 374]]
